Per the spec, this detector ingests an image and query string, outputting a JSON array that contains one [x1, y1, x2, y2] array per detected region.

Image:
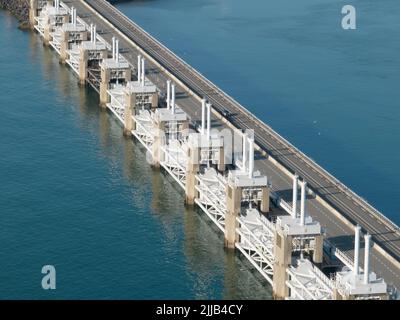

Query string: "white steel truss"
[[49, 26, 62, 54], [236, 214, 275, 285], [160, 141, 187, 190], [195, 169, 227, 232], [66, 45, 80, 74], [286, 259, 334, 300], [133, 110, 155, 154], [87, 67, 101, 93], [107, 85, 126, 121], [34, 15, 46, 36]]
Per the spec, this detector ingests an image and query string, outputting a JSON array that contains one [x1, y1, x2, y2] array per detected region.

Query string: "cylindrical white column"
[[71, 8, 75, 26], [137, 55, 141, 82], [292, 174, 298, 218], [115, 39, 119, 62], [364, 233, 371, 284], [166, 80, 171, 110], [206, 103, 211, 141], [93, 25, 96, 44], [112, 37, 116, 60], [201, 98, 206, 135], [300, 181, 306, 225], [354, 224, 361, 276], [248, 136, 254, 178], [141, 58, 145, 85], [171, 84, 176, 113]]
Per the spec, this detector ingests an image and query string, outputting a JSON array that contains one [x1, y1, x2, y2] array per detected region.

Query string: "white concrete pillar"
[[112, 37, 116, 60], [201, 98, 206, 135], [242, 132, 247, 173], [364, 233, 371, 284], [171, 84, 176, 113], [354, 224, 361, 276], [93, 25, 96, 44], [292, 174, 298, 218], [206, 103, 211, 141], [166, 80, 171, 110], [141, 57, 145, 86], [248, 136, 254, 178], [137, 55, 141, 82], [300, 181, 306, 225], [115, 39, 119, 63]]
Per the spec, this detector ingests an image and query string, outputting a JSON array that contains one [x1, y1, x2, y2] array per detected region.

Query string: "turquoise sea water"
[[0, 0, 399, 299]]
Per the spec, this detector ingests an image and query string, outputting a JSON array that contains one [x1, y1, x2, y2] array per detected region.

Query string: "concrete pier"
[[29, 0, 38, 28], [151, 123, 165, 169], [185, 144, 199, 205], [272, 229, 292, 299], [123, 92, 134, 136], [313, 234, 324, 264], [260, 186, 269, 213], [225, 184, 241, 249]]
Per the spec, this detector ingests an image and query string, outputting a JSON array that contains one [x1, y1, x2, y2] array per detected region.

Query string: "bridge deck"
[[62, 0, 400, 288]]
